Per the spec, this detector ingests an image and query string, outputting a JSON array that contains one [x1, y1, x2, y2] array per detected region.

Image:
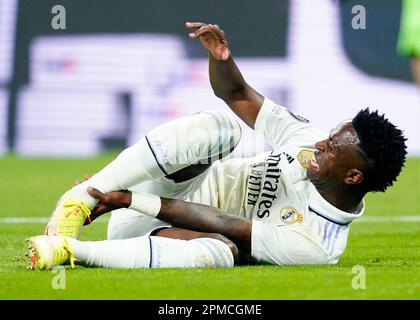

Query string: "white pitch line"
[[0, 217, 49, 223], [0, 216, 419, 223], [354, 216, 420, 223]]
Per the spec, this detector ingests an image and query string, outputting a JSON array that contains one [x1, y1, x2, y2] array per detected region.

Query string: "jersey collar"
[[308, 185, 365, 226]]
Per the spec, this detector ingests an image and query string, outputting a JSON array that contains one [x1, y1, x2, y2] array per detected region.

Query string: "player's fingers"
[[84, 174, 92, 181], [216, 26, 226, 38], [84, 214, 93, 225], [185, 21, 207, 29], [200, 24, 224, 43], [91, 203, 108, 216], [189, 25, 213, 38], [90, 205, 103, 217], [209, 24, 226, 41], [87, 187, 106, 201], [74, 179, 81, 185], [84, 208, 101, 225]]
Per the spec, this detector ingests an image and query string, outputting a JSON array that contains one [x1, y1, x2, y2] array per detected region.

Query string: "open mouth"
[[310, 154, 320, 172]]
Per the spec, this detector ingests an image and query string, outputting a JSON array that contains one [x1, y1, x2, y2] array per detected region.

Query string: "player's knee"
[[199, 110, 242, 156], [165, 163, 211, 183], [224, 239, 239, 260], [206, 233, 239, 259]]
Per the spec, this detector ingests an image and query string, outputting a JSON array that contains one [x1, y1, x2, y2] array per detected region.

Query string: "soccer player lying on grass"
[[26, 22, 407, 270]]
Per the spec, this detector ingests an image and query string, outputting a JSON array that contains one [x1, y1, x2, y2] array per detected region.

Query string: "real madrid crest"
[[280, 207, 304, 224], [297, 150, 314, 169]]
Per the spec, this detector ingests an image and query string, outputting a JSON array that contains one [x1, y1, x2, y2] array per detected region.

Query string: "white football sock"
[[68, 236, 234, 269], [149, 236, 234, 268], [69, 236, 150, 268]]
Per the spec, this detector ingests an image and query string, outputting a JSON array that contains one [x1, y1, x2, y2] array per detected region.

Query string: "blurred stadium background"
[[1, 0, 419, 158], [0, 0, 419, 300]]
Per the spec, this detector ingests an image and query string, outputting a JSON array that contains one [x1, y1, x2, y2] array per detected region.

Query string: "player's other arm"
[[186, 22, 264, 129], [158, 198, 251, 252], [88, 188, 252, 253]]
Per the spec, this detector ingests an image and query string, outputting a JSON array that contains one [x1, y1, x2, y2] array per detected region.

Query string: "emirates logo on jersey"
[[255, 152, 282, 218], [280, 207, 303, 224]]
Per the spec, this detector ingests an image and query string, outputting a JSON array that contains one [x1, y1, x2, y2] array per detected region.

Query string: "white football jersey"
[[109, 97, 365, 265], [246, 98, 365, 265]]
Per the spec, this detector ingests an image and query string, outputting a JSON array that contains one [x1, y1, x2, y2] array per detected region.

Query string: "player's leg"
[[27, 228, 237, 269], [45, 110, 241, 238], [106, 207, 171, 240], [76, 110, 241, 202]]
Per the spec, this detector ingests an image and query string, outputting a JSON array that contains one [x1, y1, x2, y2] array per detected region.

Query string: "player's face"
[[307, 121, 365, 187]]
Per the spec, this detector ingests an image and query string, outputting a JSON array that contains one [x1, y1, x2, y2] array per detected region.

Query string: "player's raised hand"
[[186, 22, 231, 61]]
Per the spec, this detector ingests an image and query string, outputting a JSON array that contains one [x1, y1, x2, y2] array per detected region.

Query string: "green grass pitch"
[[0, 154, 419, 299]]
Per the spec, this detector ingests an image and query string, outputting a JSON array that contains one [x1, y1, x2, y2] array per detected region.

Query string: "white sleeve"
[[254, 98, 325, 149], [251, 220, 329, 265]]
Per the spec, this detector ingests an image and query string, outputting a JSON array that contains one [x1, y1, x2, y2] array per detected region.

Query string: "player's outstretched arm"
[[88, 188, 252, 252], [186, 22, 264, 129]]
